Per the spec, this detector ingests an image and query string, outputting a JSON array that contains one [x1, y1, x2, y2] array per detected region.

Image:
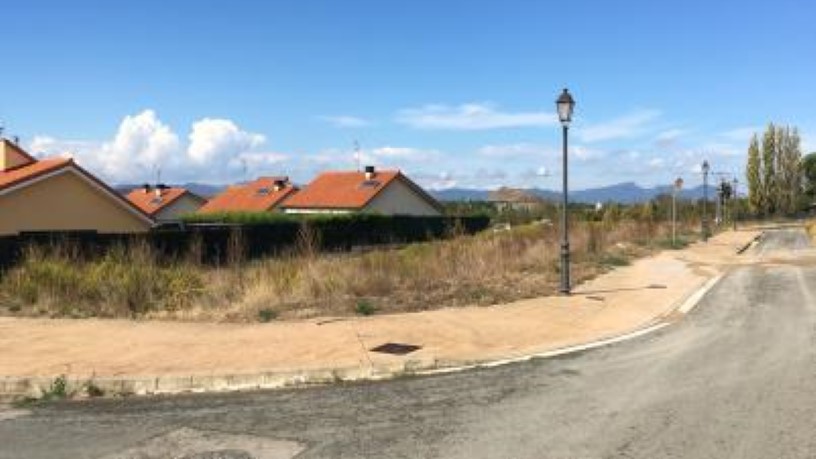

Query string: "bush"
[[257, 308, 277, 322], [355, 299, 377, 316]]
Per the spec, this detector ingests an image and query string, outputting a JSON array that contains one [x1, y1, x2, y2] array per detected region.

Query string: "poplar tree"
[[778, 127, 802, 213], [746, 134, 762, 213], [761, 123, 777, 214]]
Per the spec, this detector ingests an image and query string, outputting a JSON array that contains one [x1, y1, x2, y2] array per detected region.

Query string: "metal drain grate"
[[370, 342, 422, 355]]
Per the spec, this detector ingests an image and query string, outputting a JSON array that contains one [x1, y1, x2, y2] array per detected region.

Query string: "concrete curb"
[[0, 271, 729, 403]]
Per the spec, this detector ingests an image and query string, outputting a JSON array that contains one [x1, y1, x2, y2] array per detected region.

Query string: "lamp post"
[[556, 88, 575, 295], [732, 177, 738, 231], [673, 177, 683, 247], [701, 160, 710, 242]]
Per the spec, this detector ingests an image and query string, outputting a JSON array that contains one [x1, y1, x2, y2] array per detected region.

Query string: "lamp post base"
[[559, 243, 571, 295]]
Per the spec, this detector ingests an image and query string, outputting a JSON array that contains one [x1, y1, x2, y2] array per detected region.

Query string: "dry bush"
[[0, 219, 699, 321]]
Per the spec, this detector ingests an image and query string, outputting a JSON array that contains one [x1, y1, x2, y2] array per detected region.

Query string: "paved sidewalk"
[[0, 230, 760, 399]]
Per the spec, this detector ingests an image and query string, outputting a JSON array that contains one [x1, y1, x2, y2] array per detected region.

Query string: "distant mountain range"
[[431, 182, 712, 204], [116, 181, 716, 204]]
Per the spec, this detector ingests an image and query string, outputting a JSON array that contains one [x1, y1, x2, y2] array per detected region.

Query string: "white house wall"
[[155, 195, 205, 222], [364, 179, 441, 216]]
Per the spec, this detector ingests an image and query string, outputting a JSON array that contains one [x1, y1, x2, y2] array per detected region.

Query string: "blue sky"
[[1, 0, 815, 189]]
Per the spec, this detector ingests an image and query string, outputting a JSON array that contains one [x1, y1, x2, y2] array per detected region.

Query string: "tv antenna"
[[353, 140, 361, 172], [240, 157, 248, 183], [153, 164, 162, 185]]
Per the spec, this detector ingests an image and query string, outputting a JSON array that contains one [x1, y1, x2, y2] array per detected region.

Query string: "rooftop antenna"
[[240, 157, 248, 183], [0, 122, 5, 139], [353, 140, 361, 172], [153, 164, 162, 185]]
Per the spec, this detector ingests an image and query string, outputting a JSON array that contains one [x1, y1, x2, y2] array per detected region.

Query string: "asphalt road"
[[3, 228, 816, 459]]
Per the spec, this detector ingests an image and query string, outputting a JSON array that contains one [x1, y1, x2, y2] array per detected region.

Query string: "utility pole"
[[702, 161, 710, 242], [673, 177, 684, 247]]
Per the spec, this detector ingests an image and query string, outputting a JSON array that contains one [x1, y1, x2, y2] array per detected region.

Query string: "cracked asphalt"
[[2, 228, 816, 459]]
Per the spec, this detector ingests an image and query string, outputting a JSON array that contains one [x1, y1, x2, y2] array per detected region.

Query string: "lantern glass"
[[556, 89, 575, 126]]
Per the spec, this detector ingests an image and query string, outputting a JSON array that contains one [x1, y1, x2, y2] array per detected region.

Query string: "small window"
[[359, 180, 381, 189], [150, 197, 163, 205], [256, 187, 271, 196]]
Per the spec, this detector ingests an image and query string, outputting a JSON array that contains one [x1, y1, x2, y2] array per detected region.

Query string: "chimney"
[[154, 183, 167, 198], [142, 183, 151, 194], [273, 179, 286, 192], [364, 165, 375, 180]]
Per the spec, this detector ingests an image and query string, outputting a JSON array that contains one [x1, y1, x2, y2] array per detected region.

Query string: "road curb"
[[0, 272, 727, 403]]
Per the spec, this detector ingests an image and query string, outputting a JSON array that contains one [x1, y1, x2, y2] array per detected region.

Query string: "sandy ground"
[[0, 229, 759, 380]]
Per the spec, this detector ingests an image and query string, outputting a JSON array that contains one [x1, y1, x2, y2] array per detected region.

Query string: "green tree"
[[801, 152, 816, 202], [746, 134, 763, 213], [777, 126, 803, 213], [761, 123, 778, 215]]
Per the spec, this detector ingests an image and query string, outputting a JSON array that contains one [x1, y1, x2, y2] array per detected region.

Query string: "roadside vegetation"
[[0, 215, 699, 322]]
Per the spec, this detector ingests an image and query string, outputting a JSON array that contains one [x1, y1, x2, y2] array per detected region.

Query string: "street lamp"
[[556, 88, 575, 295], [701, 160, 710, 242], [673, 177, 683, 247], [732, 177, 739, 231]]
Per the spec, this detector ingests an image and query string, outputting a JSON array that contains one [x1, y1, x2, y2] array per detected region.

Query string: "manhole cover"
[[370, 342, 421, 355]]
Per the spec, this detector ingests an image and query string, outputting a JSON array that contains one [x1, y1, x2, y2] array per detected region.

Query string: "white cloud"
[[701, 142, 743, 157], [572, 145, 606, 161], [413, 171, 458, 190], [396, 103, 557, 130], [369, 146, 438, 162], [28, 136, 97, 159], [478, 143, 552, 158], [319, 115, 371, 128], [232, 151, 288, 170], [31, 110, 182, 182], [648, 158, 664, 168], [580, 109, 661, 143], [720, 126, 761, 143], [29, 110, 270, 183], [187, 118, 265, 165]]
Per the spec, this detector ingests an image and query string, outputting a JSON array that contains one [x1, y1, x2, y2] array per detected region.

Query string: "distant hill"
[[432, 182, 709, 204]]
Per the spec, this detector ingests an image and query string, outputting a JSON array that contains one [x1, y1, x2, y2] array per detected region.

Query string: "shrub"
[[257, 308, 277, 322], [355, 299, 377, 316]]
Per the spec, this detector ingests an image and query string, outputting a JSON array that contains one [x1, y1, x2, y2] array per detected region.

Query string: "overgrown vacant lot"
[[0, 220, 696, 322]]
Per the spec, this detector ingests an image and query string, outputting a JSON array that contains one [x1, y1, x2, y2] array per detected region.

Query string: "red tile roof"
[[0, 155, 154, 224], [0, 157, 73, 192], [126, 187, 204, 216], [1, 138, 38, 171], [198, 177, 297, 213], [281, 170, 442, 211]]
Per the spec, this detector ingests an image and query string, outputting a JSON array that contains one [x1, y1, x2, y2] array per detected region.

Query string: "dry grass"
[[0, 219, 697, 322]]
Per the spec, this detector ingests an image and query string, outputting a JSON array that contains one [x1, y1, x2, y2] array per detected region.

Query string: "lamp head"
[[556, 88, 575, 126]]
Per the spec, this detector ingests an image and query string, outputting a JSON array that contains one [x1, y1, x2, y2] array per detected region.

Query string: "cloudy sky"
[[1, 0, 815, 190]]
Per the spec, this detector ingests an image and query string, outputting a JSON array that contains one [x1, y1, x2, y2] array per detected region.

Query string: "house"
[[488, 187, 546, 212], [198, 176, 298, 213], [0, 138, 153, 235], [126, 185, 207, 223], [281, 166, 443, 216]]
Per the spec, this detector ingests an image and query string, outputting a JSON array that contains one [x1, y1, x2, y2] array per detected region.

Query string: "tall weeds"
[[0, 219, 697, 321]]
